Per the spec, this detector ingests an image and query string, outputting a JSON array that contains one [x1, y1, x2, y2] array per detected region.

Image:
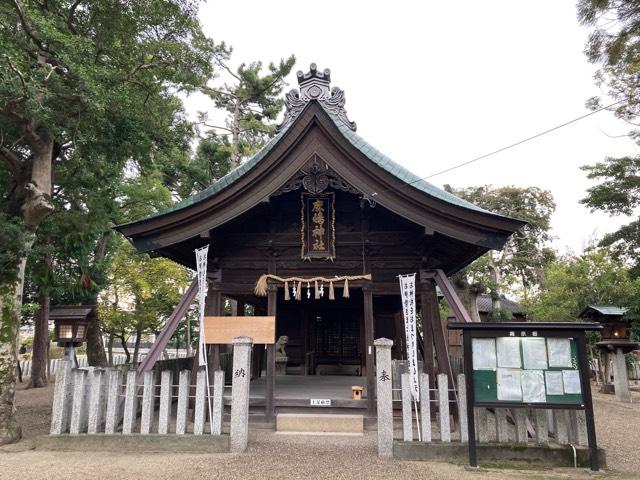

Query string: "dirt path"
[[1, 383, 639, 480]]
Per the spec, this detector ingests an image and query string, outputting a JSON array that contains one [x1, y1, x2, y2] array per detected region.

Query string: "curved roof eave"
[[115, 101, 525, 248]]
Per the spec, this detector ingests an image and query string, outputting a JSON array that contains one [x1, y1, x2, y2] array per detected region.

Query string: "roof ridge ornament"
[[276, 63, 357, 133]]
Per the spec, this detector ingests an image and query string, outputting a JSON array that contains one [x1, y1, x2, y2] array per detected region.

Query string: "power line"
[[369, 99, 624, 199]]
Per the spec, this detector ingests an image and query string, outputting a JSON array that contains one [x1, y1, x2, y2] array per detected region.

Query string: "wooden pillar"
[[363, 285, 375, 414], [266, 284, 277, 419], [419, 286, 435, 387], [421, 279, 454, 388], [205, 287, 222, 371]]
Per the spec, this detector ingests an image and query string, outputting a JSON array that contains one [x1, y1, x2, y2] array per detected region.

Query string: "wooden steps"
[[276, 413, 364, 435]]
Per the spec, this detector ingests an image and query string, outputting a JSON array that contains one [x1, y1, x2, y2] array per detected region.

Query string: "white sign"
[[195, 245, 209, 367], [547, 338, 572, 368], [310, 399, 331, 406], [521, 370, 546, 403], [399, 273, 419, 402], [497, 368, 523, 401], [472, 338, 497, 371]]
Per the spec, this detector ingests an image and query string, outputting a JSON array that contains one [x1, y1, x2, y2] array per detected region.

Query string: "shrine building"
[[116, 64, 524, 417]]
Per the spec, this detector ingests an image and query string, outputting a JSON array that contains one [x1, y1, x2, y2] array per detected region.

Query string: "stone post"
[[69, 369, 88, 434], [50, 360, 74, 434], [375, 338, 393, 457], [613, 348, 632, 403], [176, 370, 190, 434], [104, 369, 122, 434], [193, 368, 207, 435], [420, 373, 432, 442], [401, 373, 413, 441], [87, 368, 105, 434], [140, 370, 155, 434], [230, 336, 253, 453], [212, 370, 225, 435], [457, 373, 468, 443], [437, 373, 451, 443], [122, 370, 138, 434]]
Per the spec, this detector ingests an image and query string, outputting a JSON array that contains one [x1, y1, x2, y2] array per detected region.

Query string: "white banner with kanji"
[[399, 273, 419, 401], [195, 245, 209, 367]]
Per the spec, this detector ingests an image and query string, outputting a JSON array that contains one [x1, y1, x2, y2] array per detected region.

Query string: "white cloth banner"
[[399, 273, 419, 402], [195, 245, 209, 367]]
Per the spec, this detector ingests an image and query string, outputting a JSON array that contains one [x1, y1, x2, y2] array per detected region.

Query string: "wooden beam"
[[363, 285, 375, 415], [432, 269, 473, 323], [136, 278, 198, 376], [422, 278, 457, 413], [419, 287, 435, 394]]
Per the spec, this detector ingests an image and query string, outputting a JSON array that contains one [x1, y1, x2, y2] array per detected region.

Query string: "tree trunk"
[[0, 248, 32, 445], [132, 324, 142, 364], [107, 330, 114, 366], [0, 133, 54, 444], [119, 335, 130, 364], [85, 232, 110, 367], [28, 291, 49, 388], [451, 273, 483, 323]]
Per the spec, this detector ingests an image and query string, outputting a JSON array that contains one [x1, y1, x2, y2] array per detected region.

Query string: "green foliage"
[[201, 51, 295, 167], [526, 246, 640, 324], [580, 156, 640, 277], [447, 185, 556, 296], [0, 215, 27, 290], [100, 240, 191, 341]]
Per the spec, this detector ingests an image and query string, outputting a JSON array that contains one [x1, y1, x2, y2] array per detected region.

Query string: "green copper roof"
[[580, 305, 628, 317], [321, 105, 492, 214], [127, 101, 499, 224]]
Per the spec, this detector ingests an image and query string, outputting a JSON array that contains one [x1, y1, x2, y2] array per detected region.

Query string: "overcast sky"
[[183, 0, 638, 253]]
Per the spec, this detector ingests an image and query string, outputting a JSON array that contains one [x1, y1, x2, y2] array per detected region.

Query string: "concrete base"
[[394, 442, 606, 469], [36, 434, 230, 453], [276, 413, 363, 435]]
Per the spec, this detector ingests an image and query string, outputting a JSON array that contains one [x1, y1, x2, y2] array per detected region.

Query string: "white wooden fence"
[[375, 338, 589, 458], [49, 336, 255, 452], [19, 351, 192, 380], [395, 372, 588, 446]]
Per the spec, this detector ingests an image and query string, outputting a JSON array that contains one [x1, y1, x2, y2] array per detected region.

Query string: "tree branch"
[[0, 147, 20, 176]]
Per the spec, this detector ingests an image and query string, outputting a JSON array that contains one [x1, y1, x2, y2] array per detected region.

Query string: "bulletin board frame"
[[448, 321, 602, 471]]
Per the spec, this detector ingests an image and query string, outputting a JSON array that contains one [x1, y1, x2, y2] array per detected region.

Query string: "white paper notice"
[[563, 370, 582, 394], [522, 370, 546, 403], [547, 338, 572, 368], [496, 337, 521, 368], [522, 338, 548, 370], [497, 368, 523, 401], [472, 338, 497, 371], [545, 371, 564, 395]]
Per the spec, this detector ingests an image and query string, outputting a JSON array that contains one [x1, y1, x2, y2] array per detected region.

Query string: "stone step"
[[276, 413, 364, 435]]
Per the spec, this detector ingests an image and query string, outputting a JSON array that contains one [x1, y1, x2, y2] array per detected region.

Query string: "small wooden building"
[[116, 64, 524, 415]]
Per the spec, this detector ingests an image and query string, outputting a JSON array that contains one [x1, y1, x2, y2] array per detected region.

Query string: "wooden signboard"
[[448, 321, 602, 472], [203, 316, 276, 344]]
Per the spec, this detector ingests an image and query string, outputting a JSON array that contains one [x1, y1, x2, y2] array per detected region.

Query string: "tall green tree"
[[0, 0, 215, 445], [100, 240, 190, 364], [445, 185, 556, 317], [580, 157, 640, 277], [527, 246, 640, 327], [201, 51, 296, 168], [578, 1, 640, 278]]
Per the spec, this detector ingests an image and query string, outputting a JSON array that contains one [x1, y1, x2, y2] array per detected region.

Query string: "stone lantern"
[[579, 305, 638, 402], [50, 305, 96, 363]]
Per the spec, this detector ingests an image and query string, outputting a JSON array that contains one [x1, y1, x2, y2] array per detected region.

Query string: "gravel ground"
[[1, 382, 639, 480]]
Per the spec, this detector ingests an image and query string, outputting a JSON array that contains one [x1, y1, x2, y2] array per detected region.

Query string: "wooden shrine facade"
[[116, 64, 525, 417]]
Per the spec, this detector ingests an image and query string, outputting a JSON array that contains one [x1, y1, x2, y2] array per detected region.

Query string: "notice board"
[[447, 321, 602, 471], [471, 335, 582, 405]]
